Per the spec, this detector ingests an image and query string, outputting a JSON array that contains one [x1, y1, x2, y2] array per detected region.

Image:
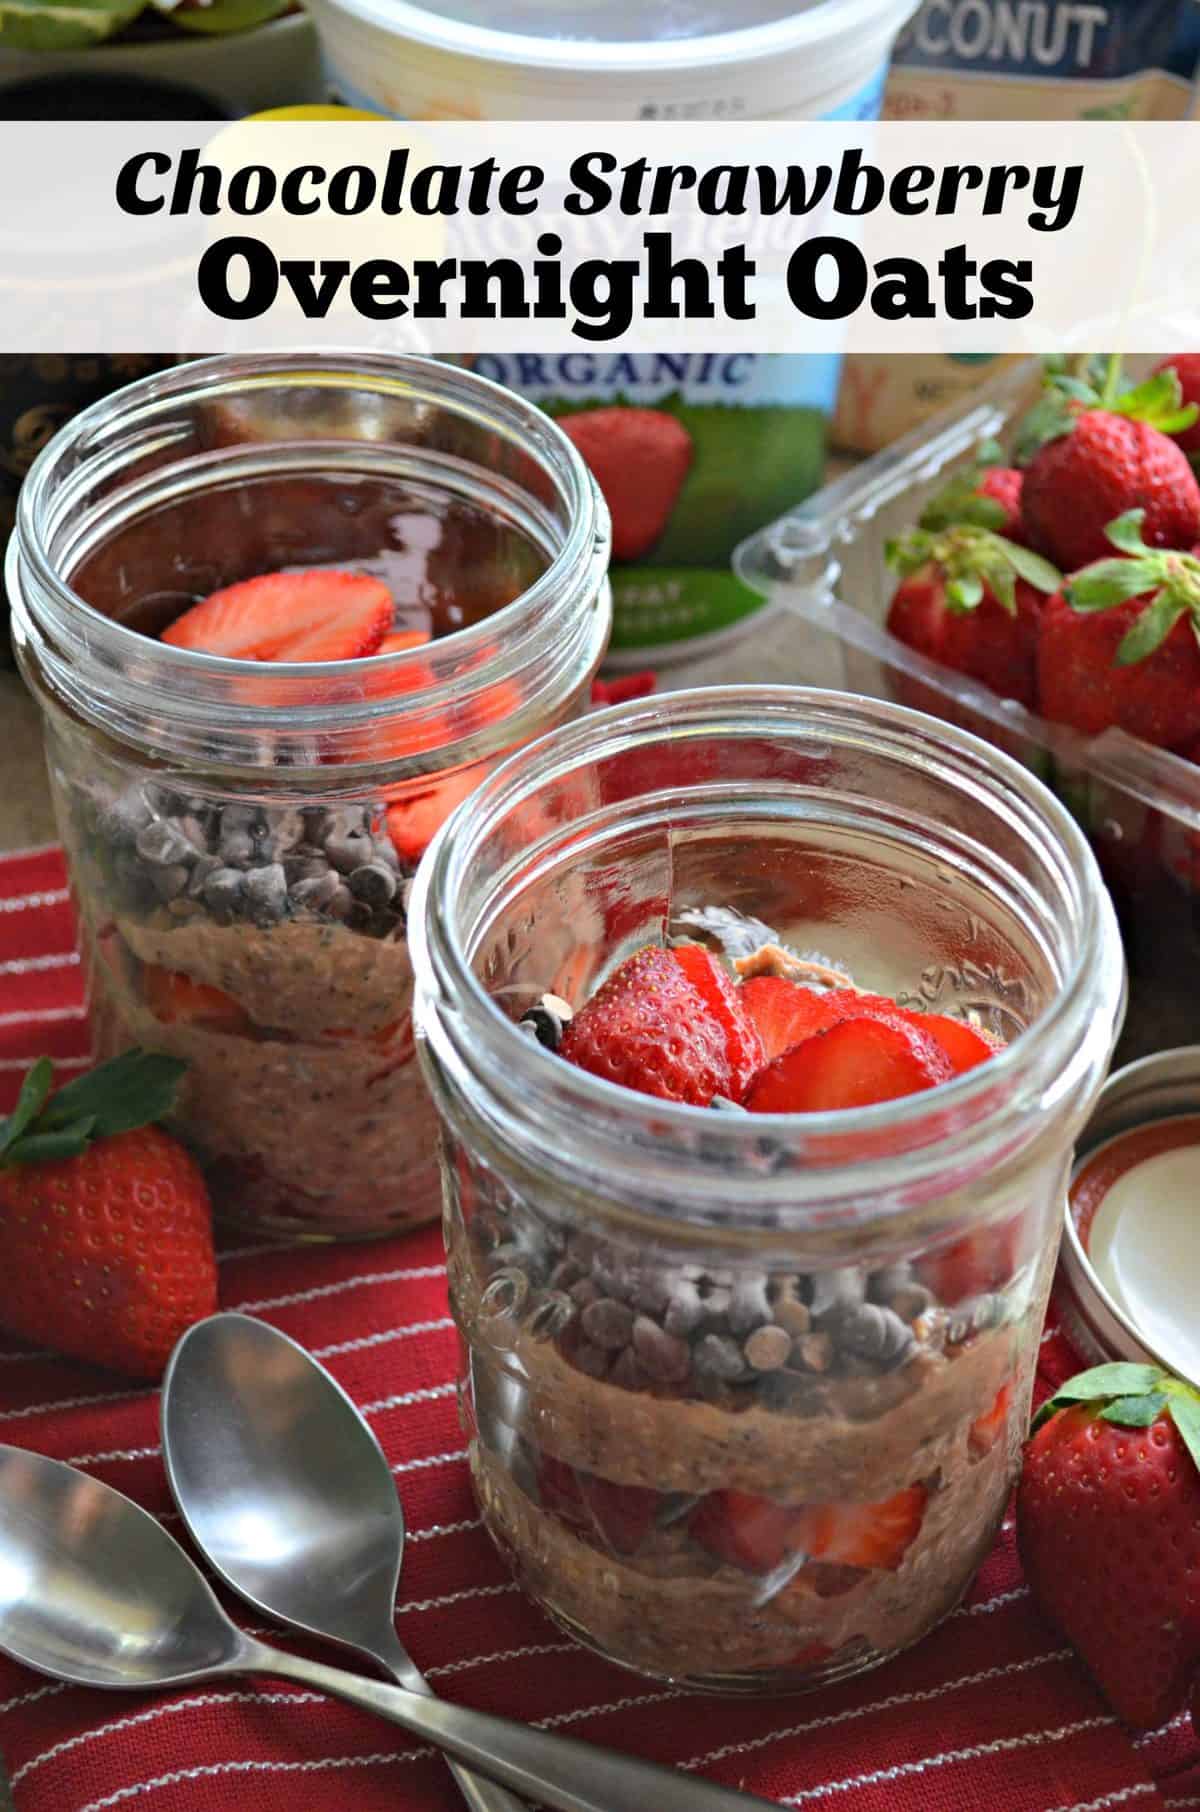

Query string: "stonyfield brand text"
[[115, 143, 1084, 339]]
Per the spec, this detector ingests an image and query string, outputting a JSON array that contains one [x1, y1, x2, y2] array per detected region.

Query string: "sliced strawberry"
[[743, 1014, 953, 1113], [163, 570, 393, 663], [384, 764, 484, 864], [918, 1218, 1020, 1304], [537, 1454, 658, 1556], [558, 945, 736, 1106], [799, 1483, 928, 1570], [377, 630, 432, 655], [673, 945, 764, 1098], [738, 977, 846, 1062], [142, 963, 249, 1032], [968, 1381, 1013, 1458], [909, 1012, 1003, 1074], [688, 1489, 807, 1573], [690, 1483, 926, 1575]]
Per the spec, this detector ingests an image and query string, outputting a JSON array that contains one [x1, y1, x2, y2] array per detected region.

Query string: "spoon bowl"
[[162, 1311, 404, 1663], [0, 1444, 238, 1689]]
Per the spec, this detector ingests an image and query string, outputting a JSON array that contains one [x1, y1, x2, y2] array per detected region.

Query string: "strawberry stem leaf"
[[0, 1049, 186, 1168], [5, 1117, 98, 1166], [1165, 1388, 1200, 1475], [1100, 1391, 1167, 1426], [918, 441, 1010, 534], [1117, 593, 1189, 666], [0, 1057, 53, 1159], [887, 525, 1061, 620]]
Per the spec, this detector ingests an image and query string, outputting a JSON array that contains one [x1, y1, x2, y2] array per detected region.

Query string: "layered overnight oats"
[[7, 355, 610, 1238], [410, 687, 1125, 1690]]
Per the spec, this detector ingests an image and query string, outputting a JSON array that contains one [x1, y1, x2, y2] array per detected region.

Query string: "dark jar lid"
[[1060, 1046, 1200, 1387]]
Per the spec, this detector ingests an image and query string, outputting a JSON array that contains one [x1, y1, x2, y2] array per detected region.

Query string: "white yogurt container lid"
[[1061, 1046, 1200, 1390], [313, 0, 919, 122]]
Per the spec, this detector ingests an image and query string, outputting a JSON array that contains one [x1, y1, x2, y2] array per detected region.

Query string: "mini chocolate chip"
[[187, 855, 222, 898], [291, 871, 341, 913], [326, 829, 374, 874], [771, 1281, 812, 1338], [890, 1282, 935, 1322], [809, 1268, 865, 1325], [348, 861, 397, 906], [729, 1276, 773, 1336], [327, 883, 354, 922], [177, 813, 213, 855], [284, 854, 329, 886], [202, 866, 245, 919], [102, 791, 153, 845], [135, 819, 196, 867], [632, 1316, 691, 1383], [868, 1263, 914, 1303], [692, 1333, 749, 1383], [569, 1277, 599, 1310], [518, 1007, 564, 1051], [243, 864, 287, 925], [591, 1250, 638, 1304], [834, 1302, 914, 1370], [572, 1341, 611, 1380], [372, 834, 402, 873], [151, 863, 191, 903], [608, 1348, 648, 1392], [792, 1331, 834, 1373], [632, 1269, 673, 1318], [548, 1258, 585, 1293], [743, 1324, 792, 1372], [697, 1285, 732, 1333], [260, 808, 305, 861], [580, 1297, 635, 1351], [663, 1279, 704, 1338], [218, 827, 256, 869]]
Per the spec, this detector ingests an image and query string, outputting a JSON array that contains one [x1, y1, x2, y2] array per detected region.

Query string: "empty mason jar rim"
[[410, 685, 1126, 1238], [8, 351, 610, 771]]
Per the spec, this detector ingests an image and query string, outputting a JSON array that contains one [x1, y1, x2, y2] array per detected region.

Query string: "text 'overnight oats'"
[[9, 354, 612, 1239], [450, 927, 1032, 1687]]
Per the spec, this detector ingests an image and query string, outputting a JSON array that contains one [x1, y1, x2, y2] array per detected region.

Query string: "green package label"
[[471, 354, 839, 654]]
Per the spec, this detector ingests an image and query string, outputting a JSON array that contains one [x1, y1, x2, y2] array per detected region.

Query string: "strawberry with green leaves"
[[0, 1050, 216, 1379], [917, 439, 1025, 544], [1037, 510, 1200, 747], [1017, 1361, 1200, 1728], [885, 521, 1061, 709], [1017, 359, 1200, 573], [1153, 355, 1200, 457]]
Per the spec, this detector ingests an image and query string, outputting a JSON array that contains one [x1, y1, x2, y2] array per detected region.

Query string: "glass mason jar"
[[7, 352, 610, 1241], [410, 686, 1125, 1693]]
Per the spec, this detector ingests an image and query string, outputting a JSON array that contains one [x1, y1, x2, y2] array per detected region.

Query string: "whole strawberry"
[[560, 408, 693, 563], [0, 1049, 216, 1378], [1036, 510, 1200, 747], [558, 943, 762, 1106], [1153, 355, 1200, 455], [885, 521, 1061, 707], [1017, 1360, 1200, 1727], [1019, 364, 1200, 571], [917, 440, 1026, 544]]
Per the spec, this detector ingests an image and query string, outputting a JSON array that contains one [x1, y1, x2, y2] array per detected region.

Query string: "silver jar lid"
[[1060, 1046, 1200, 1388]]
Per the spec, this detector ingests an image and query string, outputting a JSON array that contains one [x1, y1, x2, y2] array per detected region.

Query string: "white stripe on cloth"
[[0, 950, 79, 976], [0, 1005, 86, 1025], [231, 1266, 446, 1314], [16, 1376, 451, 1435], [781, 1715, 1115, 1804], [11, 1690, 327, 1784], [683, 1649, 1072, 1772], [0, 1053, 90, 1073], [75, 1751, 433, 1812], [0, 888, 70, 914], [1046, 1789, 1159, 1812]]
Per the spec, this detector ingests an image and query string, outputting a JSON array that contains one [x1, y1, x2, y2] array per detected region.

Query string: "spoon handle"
[[378, 1637, 530, 1812], [240, 1636, 769, 1812]]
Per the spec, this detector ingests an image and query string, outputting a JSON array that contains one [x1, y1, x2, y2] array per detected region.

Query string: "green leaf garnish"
[[1165, 1388, 1200, 1474], [1064, 511, 1200, 666], [0, 1049, 186, 1169]]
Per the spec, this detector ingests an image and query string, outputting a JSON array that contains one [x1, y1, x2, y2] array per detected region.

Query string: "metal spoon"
[[161, 1310, 523, 1812], [0, 1444, 768, 1812]]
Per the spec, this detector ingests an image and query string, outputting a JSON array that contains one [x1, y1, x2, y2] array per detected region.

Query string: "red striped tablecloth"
[[0, 842, 1198, 1812]]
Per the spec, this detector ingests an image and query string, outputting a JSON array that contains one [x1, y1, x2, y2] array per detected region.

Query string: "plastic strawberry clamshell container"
[[733, 355, 1200, 1068]]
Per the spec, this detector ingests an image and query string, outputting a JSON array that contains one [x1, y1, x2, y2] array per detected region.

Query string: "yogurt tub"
[[311, 0, 919, 123], [307, 0, 919, 666]]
